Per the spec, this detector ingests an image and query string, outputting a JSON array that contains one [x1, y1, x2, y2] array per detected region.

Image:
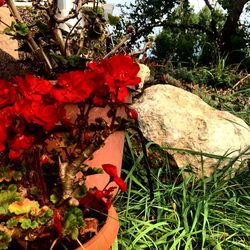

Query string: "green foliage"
[[14, 22, 29, 37], [36, 208, 53, 225], [0, 185, 20, 215], [0, 232, 12, 250], [50, 53, 88, 71], [85, 167, 103, 176], [6, 218, 18, 229], [117, 135, 250, 249], [63, 207, 85, 240], [50, 194, 59, 204], [151, 56, 241, 88], [108, 14, 120, 26], [20, 218, 39, 230], [122, 0, 250, 68], [194, 66, 239, 88], [0, 165, 22, 182], [154, 27, 199, 66], [8, 198, 39, 215]]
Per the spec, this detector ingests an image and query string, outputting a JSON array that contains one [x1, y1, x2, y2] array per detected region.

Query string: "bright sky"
[[107, 0, 205, 14]]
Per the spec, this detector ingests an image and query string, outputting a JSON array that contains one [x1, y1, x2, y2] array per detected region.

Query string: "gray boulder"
[[132, 84, 250, 177]]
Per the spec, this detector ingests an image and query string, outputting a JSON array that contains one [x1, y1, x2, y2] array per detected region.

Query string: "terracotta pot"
[[68, 105, 127, 195], [78, 205, 119, 250], [12, 205, 119, 250], [84, 130, 125, 193]]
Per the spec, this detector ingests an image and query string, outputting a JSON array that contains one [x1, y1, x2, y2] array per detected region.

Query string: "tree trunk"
[[219, 0, 249, 56]]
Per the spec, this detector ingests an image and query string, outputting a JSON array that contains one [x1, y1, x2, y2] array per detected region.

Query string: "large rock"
[[132, 84, 250, 177]]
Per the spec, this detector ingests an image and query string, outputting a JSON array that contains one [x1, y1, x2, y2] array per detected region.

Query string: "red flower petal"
[[128, 108, 138, 120], [114, 177, 127, 192], [0, 0, 5, 7], [53, 210, 64, 237], [8, 134, 35, 159], [102, 164, 118, 179]]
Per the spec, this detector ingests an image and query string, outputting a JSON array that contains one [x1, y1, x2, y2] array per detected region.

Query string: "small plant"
[[118, 135, 250, 249], [0, 52, 143, 249], [0, 1, 150, 248], [0, 0, 124, 77]]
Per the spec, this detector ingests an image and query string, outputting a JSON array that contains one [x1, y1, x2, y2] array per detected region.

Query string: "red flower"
[[0, 107, 15, 152], [15, 74, 52, 101], [53, 210, 64, 237], [102, 164, 127, 192], [40, 154, 50, 164], [102, 164, 119, 179], [0, 79, 16, 108], [15, 98, 64, 130], [94, 189, 105, 199], [0, 106, 15, 127], [88, 60, 111, 104], [114, 177, 127, 192], [88, 60, 107, 75], [0, 0, 5, 7], [104, 54, 141, 91], [52, 71, 96, 103], [9, 134, 35, 159], [94, 187, 116, 200], [93, 187, 116, 209], [117, 87, 129, 103], [128, 107, 138, 120], [0, 122, 7, 152]]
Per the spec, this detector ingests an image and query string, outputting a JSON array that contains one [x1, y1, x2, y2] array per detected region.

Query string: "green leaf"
[[66, 55, 88, 67], [0, 188, 20, 215], [14, 22, 29, 36], [8, 198, 39, 215], [108, 14, 120, 26], [85, 167, 103, 176], [6, 218, 18, 228], [63, 208, 84, 240], [30, 220, 39, 229], [75, 185, 87, 199], [7, 185, 17, 192], [13, 171, 22, 181], [20, 218, 32, 230], [0, 232, 12, 250], [50, 53, 68, 65], [35, 20, 51, 36], [37, 208, 53, 225], [50, 194, 59, 204]]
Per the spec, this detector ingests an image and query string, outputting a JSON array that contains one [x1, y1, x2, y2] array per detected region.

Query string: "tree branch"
[[6, 0, 52, 74]]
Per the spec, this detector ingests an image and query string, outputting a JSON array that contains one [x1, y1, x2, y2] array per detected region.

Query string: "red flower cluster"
[[0, 54, 140, 160], [0, 0, 5, 7]]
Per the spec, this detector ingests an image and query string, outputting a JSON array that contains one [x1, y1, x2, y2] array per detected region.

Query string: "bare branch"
[[5, 0, 52, 73]]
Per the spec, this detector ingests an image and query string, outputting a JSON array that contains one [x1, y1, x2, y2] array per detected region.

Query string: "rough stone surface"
[[132, 84, 250, 177]]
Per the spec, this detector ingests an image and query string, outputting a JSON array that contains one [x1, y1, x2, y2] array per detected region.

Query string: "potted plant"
[[0, 0, 147, 249]]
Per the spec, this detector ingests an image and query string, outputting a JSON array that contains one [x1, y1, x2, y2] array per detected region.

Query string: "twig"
[[0, 19, 11, 28], [129, 39, 154, 57], [49, 238, 59, 250], [6, 0, 52, 73], [76, 238, 86, 250], [76, 28, 86, 56], [232, 73, 250, 90], [103, 33, 132, 59], [64, 17, 82, 57]]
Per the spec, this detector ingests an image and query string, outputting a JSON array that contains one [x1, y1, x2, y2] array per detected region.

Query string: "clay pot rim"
[[80, 205, 119, 250]]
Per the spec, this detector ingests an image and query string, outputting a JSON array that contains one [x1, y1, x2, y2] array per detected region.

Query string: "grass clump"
[[115, 134, 250, 249]]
